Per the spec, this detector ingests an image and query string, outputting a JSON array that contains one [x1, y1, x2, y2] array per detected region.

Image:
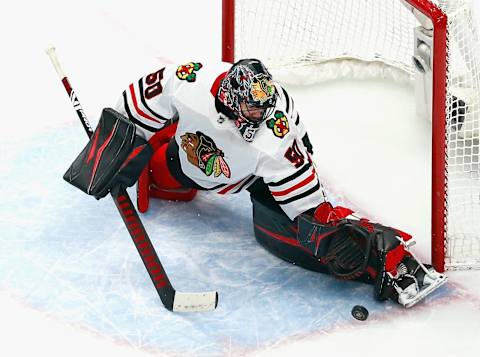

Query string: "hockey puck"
[[351, 305, 369, 321]]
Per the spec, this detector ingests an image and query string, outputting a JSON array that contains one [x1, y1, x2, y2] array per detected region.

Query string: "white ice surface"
[[1, 1, 480, 356]]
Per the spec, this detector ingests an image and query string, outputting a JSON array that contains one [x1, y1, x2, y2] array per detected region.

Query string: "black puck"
[[351, 305, 369, 321]]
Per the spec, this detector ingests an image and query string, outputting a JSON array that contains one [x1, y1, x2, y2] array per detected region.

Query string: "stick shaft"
[[46, 46, 94, 137], [46, 46, 177, 310]]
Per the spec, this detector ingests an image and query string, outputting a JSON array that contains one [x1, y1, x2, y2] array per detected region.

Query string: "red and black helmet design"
[[218, 59, 278, 141]]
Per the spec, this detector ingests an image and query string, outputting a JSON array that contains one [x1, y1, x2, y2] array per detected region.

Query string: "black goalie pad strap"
[[64, 108, 153, 199], [297, 215, 373, 280]]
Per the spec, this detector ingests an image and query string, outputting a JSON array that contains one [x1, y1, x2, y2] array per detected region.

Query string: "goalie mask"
[[218, 59, 277, 142]]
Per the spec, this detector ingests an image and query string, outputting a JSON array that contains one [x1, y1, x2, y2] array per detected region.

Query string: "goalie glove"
[[64, 108, 153, 199]]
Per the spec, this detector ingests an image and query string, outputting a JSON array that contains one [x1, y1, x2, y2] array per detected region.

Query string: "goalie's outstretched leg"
[[251, 197, 447, 308]]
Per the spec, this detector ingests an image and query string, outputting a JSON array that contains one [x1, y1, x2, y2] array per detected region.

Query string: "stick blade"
[[173, 291, 218, 312]]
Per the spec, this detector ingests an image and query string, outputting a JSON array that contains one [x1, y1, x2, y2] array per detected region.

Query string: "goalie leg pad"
[[298, 214, 373, 280], [323, 224, 373, 280], [64, 108, 153, 199], [251, 197, 373, 281], [252, 199, 447, 306], [251, 196, 331, 273]]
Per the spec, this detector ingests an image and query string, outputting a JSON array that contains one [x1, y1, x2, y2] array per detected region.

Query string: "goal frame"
[[222, 0, 449, 272]]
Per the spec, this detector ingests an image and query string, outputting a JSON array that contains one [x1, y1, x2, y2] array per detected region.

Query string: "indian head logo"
[[176, 62, 203, 82], [180, 131, 231, 178]]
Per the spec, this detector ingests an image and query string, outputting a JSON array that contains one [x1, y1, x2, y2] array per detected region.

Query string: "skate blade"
[[400, 274, 448, 308]]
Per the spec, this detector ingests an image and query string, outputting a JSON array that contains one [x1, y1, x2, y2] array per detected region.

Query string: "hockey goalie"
[[64, 58, 446, 308]]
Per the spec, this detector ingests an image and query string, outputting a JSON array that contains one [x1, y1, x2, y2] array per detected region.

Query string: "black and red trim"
[[87, 120, 119, 193], [268, 162, 312, 187], [128, 83, 163, 124], [267, 161, 320, 206], [270, 167, 317, 197], [123, 91, 160, 132], [218, 175, 256, 194]]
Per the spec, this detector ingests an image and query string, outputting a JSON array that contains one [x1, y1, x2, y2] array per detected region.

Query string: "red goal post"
[[222, 0, 480, 272]]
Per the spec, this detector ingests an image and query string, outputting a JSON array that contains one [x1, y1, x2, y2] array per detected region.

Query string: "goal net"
[[222, 0, 480, 271]]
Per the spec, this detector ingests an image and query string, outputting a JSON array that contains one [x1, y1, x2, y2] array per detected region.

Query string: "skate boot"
[[377, 255, 447, 308], [393, 256, 447, 307]]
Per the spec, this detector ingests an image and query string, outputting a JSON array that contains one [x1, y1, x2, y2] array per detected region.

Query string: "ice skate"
[[390, 256, 447, 308]]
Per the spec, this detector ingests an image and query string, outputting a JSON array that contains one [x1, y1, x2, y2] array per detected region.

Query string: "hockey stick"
[[45, 45, 218, 312]]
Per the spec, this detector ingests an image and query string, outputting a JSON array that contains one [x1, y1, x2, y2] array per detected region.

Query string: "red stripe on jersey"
[[218, 179, 242, 194], [270, 168, 317, 197], [129, 84, 161, 123]]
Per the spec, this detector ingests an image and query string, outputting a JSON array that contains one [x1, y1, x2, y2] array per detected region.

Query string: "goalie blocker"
[[250, 192, 447, 308], [64, 108, 153, 199]]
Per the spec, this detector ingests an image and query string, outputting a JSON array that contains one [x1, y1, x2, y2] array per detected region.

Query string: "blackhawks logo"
[[266, 110, 289, 138], [180, 131, 231, 178], [176, 62, 203, 82], [250, 74, 276, 104]]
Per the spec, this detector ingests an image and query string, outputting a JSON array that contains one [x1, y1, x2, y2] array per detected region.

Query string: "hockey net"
[[222, 0, 480, 271]]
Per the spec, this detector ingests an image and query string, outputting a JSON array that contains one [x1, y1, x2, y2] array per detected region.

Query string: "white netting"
[[231, 0, 480, 269], [234, 0, 416, 83], [438, 0, 480, 268]]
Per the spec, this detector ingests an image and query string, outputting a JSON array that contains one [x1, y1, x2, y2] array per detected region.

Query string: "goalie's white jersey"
[[115, 61, 325, 220]]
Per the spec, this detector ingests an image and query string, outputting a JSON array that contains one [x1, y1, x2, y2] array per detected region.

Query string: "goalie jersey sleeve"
[[277, 84, 313, 154], [256, 136, 325, 220], [254, 84, 324, 220], [114, 66, 180, 139]]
